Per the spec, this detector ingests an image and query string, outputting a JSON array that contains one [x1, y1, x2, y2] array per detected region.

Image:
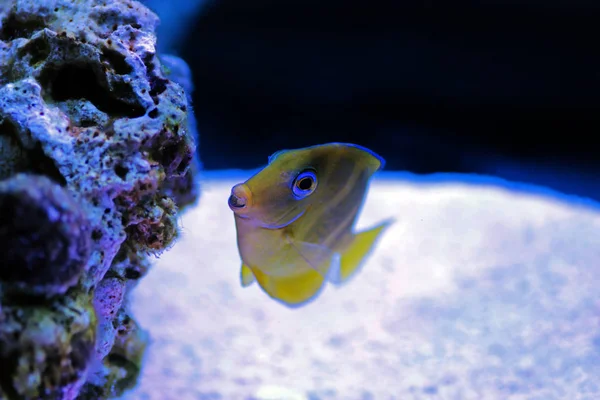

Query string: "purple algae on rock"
[[0, 0, 201, 398]]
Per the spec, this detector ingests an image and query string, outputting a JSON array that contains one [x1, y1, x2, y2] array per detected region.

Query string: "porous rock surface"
[[0, 0, 200, 398]]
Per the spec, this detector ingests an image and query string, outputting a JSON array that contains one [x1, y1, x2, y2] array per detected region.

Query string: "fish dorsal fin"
[[240, 263, 256, 287], [330, 219, 393, 285], [287, 239, 337, 277], [268, 149, 288, 164]]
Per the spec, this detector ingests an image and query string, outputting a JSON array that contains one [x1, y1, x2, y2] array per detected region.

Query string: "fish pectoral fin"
[[289, 240, 336, 277], [251, 266, 327, 307], [332, 219, 393, 285], [240, 263, 256, 287]]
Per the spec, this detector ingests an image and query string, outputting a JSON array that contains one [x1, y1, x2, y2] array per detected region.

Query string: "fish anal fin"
[[240, 263, 256, 287], [251, 266, 327, 308], [334, 219, 392, 284]]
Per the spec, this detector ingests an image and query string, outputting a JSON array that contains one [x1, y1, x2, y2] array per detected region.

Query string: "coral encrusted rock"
[[0, 0, 201, 398], [0, 289, 97, 400]]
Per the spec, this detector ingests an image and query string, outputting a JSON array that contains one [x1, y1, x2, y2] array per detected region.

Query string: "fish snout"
[[228, 183, 252, 211]]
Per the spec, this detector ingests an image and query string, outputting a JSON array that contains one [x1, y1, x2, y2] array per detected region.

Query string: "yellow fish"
[[228, 142, 392, 308]]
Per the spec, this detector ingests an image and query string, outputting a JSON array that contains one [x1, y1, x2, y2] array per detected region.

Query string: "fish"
[[227, 142, 392, 308]]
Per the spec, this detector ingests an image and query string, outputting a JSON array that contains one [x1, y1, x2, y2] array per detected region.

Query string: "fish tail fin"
[[240, 263, 256, 287], [251, 267, 327, 308], [332, 219, 393, 284]]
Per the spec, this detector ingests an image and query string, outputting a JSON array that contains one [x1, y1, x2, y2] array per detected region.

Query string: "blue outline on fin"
[[332, 142, 386, 170], [297, 142, 386, 170], [268, 143, 385, 170], [268, 149, 288, 164], [255, 276, 331, 309]]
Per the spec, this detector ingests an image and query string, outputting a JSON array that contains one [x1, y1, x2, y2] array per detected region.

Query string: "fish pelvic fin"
[[251, 266, 327, 308], [240, 263, 256, 287], [289, 240, 336, 277], [332, 219, 393, 285]]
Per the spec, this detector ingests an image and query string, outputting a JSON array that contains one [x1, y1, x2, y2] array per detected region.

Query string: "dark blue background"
[[171, 0, 600, 200]]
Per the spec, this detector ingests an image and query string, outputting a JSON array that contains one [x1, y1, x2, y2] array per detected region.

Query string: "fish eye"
[[292, 169, 317, 199]]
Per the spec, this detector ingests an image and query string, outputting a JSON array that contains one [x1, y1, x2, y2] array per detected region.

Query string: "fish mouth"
[[261, 206, 309, 230], [228, 194, 246, 209], [228, 183, 253, 212]]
